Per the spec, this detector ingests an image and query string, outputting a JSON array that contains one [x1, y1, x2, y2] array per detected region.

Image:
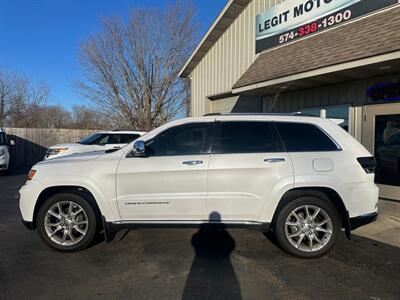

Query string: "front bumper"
[[22, 219, 34, 230], [349, 212, 378, 230], [19, 180, 43, 222], [0, 155, 9, 170]]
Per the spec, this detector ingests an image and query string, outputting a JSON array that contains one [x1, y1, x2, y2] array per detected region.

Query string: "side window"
[[121, 134, 140, 144], [91, 134, 109, 145], [146, 123, 211, 156], [107, 134, 122, 144], [275, 122, 340, 152], [212, 121, 283, 154]]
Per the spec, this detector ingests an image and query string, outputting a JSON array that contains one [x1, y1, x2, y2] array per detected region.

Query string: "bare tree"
[[7, 78, 49, 128], [71, 105, 108, 129], [13, 104, 107, 129], [0, 67, 108, 130], [0, 68, 16, 127], [77, 1, 198, 130], [36, 105, 72, 129], [0, 67, 51, 128]]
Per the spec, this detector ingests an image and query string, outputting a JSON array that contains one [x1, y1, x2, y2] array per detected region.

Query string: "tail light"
[[357, 157, 376, 174]]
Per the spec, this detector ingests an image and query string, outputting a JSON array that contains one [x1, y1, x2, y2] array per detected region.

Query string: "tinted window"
[[79, 133, 104, 145], [212, 121, 283, 154], [275, 122, 339, 152], [0, 133, 6, 145], [87, 134, 140, 145], [94, 134, 110, 145], [146, 123, 211, 156], [120, 134, 140, 144], [107, 134, 121, 144]]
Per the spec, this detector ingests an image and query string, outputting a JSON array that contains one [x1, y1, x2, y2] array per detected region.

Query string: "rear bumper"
[[342, 181, 379, 218], [349, 212, 378, 230]]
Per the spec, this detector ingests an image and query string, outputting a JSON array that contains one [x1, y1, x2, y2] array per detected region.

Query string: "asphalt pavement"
[[1, 170, 400, 300]]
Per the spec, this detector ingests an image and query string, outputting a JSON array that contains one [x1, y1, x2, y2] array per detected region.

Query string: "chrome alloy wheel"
[[285, 205, 333, 252], [44, 201, 89, 246]]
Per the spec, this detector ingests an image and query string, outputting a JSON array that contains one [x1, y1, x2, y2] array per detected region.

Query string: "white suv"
[[44, 130, 145, 160], [0, 129, 15, 173], [19, 114, 378, 258]]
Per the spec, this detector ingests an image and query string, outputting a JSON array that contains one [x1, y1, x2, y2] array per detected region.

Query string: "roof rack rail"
[[112, 128, 135, 131], [203, 112, 313, 117]]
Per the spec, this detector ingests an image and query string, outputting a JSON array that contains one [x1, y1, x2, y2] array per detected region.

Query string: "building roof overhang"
[[232, 51, 400, 96], [232, 5, 400, 95]]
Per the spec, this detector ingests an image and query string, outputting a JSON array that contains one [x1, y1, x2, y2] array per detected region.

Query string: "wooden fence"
[[4, 128, 100, 169]]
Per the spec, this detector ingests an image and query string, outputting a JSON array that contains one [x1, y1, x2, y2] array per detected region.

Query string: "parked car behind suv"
[[0, 128, 15, 173], [20, 114, 378, 258], [44, 130, 145, 160]]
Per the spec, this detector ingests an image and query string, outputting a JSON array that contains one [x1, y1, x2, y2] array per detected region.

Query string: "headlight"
[[27, 169, 36, 180], [46, 148, 69, 157]]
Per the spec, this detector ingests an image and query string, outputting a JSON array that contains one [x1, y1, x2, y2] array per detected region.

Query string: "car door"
[[116, 122, 212, 221], [207, 120, 293, 222]]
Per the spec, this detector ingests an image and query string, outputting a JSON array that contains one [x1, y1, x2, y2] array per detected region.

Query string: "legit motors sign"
[[256, 0, 398, 54]]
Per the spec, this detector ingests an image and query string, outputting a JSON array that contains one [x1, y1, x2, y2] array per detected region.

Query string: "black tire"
[[36, 193, 98, 252], [273, 196, 340, 258]]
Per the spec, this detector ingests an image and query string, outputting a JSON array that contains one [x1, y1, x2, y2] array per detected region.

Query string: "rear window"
[[275, 122, 340, 152], [212, 121, 283, 154]]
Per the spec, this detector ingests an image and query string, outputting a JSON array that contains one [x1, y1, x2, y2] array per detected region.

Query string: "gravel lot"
[[1, 171, 400, 300]]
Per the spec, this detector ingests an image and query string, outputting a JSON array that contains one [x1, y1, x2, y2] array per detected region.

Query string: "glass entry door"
[[363, 103, 400, 201]]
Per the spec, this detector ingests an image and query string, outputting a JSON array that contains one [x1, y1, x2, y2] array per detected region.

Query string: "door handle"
[[182, 160, 203, 165], [264, 158, 285, 163]]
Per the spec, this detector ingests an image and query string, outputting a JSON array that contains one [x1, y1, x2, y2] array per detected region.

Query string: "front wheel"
[[274, 196, 340, 258], [36, 193, 98, 251]]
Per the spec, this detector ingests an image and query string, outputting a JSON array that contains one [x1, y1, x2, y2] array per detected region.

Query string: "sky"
[[0, 0, 227, 109]]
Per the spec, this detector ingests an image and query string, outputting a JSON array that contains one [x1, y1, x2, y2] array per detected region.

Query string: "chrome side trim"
[[112, 220, 264, 226]]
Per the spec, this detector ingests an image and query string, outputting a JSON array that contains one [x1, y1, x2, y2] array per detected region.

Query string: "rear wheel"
[[36, 193, 98, 251], [274, 196, 340, 258]]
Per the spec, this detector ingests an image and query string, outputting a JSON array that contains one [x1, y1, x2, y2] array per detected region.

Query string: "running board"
[[102, 217, 270, 243]]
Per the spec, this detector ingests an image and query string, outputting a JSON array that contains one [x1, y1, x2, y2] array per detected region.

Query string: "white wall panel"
[[191, 0, 286, 116]]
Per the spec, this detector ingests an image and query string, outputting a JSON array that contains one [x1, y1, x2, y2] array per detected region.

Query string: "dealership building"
[[180, 0, 400, 201]]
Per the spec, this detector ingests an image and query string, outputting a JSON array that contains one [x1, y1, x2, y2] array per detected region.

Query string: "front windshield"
[[0, 133, 7, 145], [79, 133, 104, 145]]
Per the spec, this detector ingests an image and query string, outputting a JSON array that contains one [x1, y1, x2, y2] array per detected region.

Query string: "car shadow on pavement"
[[182, 212, 242, 300]]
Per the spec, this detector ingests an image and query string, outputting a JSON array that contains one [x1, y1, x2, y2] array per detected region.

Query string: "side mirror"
[[132, 140, 145, 157], [9, 139, 15, 147]]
